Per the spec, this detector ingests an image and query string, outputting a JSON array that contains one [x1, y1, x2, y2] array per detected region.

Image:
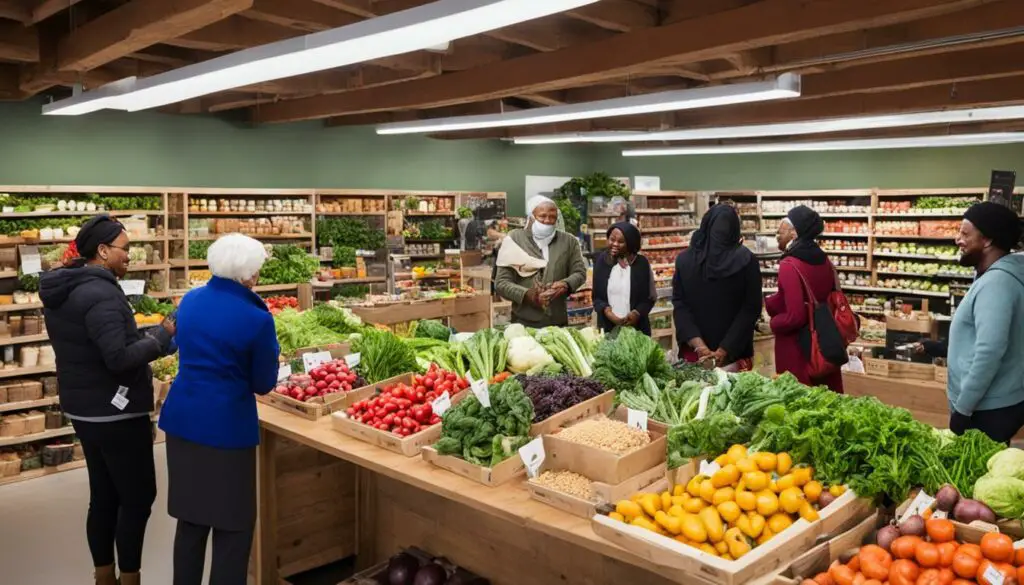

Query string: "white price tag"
[[519, 437, 545, 479], [983, 564, 1004, 585], [899, 491, 935, 523], [111, 385, 129, 411], [277, 364, 292, 382], [431, 391, 452, 417], [931, 510, 948, 520], [1013, 538, 1024, 550], [627, 409, 648, 431], [471, 378, 490, 408], [119, 280, 146, 296], [695, 386, 714, 421], [698, 459, 721, 476], [18, 245, 41, 275], [345, 353, 361, 368], [302, 351, 333, 373]]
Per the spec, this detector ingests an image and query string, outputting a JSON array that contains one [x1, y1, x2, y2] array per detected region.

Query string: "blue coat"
[[158, 277, 280, 449]]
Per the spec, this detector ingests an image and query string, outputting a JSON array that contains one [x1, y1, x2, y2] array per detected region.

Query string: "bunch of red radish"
[[345, 364, 469, 437], [274, 359, 365, 402]]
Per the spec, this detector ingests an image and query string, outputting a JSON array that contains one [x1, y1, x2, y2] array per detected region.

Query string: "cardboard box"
[[530, 390, 616, 436], [590, 459, 875, 585], [421, 444, 525, 487], [331, 390, 467, 457], [546, 422, 666, 486]]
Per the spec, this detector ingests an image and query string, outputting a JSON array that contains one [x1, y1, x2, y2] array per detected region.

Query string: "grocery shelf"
[[763, 288, 778, 293], [873, 253, 959, 261], [650, 263, 675, 269], [821, 233, 870, 238], [0, 396, 59, 413], [0, 459, 86, 488], [822, 250, 869, 255], [875, 212, 967, 218], [844, 285, 949, 298], [318, 212, 387, 216], [0, 333, 49, 345], [169, 259, 208, 267], [404, 212, 455, 217], [126, 263, 170, 272], [188, 233, 312, 241], [875, 270, 970, 280], [0, 210, 161, 218], [639, 226, 696, 234], [0, 426, 75, 448], [252, 284, 301, 293], [0, 270, 17, 278], [312, 277, 387, 288], [873, 234, 955, 241], [0, 302, 42, 313], [635, 209, 694, 215], [644, 242, 688, 250], [836, 266, 871, 273], [652, 328, 673, 339], [186, 211, 312, 216], [0, 365, 56, 379], [762, 212, 868, 218]]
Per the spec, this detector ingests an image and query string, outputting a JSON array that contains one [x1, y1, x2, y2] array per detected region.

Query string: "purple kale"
[[515, 374, 606, 422]]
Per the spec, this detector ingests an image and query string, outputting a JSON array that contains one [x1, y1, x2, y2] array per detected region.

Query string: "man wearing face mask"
[[495, 196, 587, 327]]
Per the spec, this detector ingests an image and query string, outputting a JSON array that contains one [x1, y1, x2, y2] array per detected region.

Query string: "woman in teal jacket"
[[947, 202, 1024, 443]]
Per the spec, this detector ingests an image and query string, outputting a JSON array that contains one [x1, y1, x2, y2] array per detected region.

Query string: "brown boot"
[[118, 572, 140, 585], [94, 565, 117, 585]]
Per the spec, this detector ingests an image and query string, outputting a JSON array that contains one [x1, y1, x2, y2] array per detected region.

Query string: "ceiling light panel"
[[375, 74, 801, 134]]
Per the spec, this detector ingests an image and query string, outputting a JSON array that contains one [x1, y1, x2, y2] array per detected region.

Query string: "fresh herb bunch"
[[591, 327, 671, 394], [332, 245, 356, 268], [351, 328, 418, 383], [413, 220, 453, 240], [273, 308, 348, 355], [259, 245, 319, 285], [305, 303, 364, 336], [316, 218, 385, 250], [333, 284, 369, 299], [188, 240, 212, 260], [434, 377, 534, 467], [412, 319, 451, 342], [131, 295, 174, 316], [17, 270, 39, 292]]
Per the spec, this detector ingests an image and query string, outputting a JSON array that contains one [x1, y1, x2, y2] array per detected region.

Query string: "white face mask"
[[532, 220, 556, 240]]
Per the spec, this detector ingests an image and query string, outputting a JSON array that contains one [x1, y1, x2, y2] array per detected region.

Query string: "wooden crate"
[[546, 425, 666, 486], [862, 356, 935, 380], [530, 391, 615, 436], [895, 493, 1024, 540], [421, 445, 525, 487], [590, 460, 875, 585], [934, 366, 948, 384], [256, 383, 375, 420], [330, 390, 467, 457], [611, 405, 669, 435]]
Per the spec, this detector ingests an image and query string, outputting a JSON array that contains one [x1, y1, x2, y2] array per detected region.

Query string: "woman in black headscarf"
[[593, 222, 657, 335], [40, 215, 175, 585], [766, 205, 844, 391], [673, 205, 762, 369]]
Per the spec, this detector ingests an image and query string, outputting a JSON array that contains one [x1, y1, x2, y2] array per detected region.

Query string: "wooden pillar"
[[255, 428, 279, 585]]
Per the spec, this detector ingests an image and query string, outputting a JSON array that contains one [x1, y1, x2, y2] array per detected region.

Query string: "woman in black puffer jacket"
[[40, 215, 175, 585]]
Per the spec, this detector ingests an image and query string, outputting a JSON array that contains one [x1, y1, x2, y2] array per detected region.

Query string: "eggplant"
[[387, 553, 420, 585], [413, 564, 448, 585]]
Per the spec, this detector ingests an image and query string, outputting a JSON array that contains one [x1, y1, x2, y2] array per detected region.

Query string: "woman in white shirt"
[[593, 222, 657, 335]]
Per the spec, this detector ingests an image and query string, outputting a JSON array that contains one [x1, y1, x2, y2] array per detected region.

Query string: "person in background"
[[766, 205, 844, 391], [593, 222, 656, 335], [40, 215, 175, 585], [494, 196, 587, 327], [673, 205, 762, 371], [945, 202, 1024, 443], [158, 234, 280, 585]]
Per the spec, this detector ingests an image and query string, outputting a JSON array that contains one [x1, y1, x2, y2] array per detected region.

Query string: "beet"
[[954, 498, 997, 524], [876, 525, 901, 552], [413, 564, 448, 585], [899, 514, 925, 537], [387, 553, 419, 585], [935, 484, 960, 512]]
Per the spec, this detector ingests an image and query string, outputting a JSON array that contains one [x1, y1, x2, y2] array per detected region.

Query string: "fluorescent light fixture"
[[621, 132, 1024, 156], [43, 0, 600, 115], [514, 105, 1024, 144], [375, 73, 802, 135], [42, 77, 138, 116]]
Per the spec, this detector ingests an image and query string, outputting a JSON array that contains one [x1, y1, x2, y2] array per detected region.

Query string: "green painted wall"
[[595, 143, 1024, 191], [0, 101, 597, 215]]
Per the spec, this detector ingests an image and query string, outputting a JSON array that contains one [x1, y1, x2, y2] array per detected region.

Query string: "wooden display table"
[[350, 294, 490, 331], [255, 404, 685, 585], [842, 371, 949, 428]]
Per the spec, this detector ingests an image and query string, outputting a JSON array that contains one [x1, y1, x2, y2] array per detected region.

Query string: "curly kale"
[[516, 374, 605, 422], [434, 378, 534, 467]]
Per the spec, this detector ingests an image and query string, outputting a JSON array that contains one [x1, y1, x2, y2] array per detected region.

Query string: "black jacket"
[[41, 266, 171, 418], [593, 252, 657, 336], [672, 251, 763, 362]]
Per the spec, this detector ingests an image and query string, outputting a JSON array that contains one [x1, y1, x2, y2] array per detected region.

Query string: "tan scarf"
[[496, 236, 548, 277]]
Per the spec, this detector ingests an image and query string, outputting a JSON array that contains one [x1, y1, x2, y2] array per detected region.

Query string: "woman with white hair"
[[495, 195, 587, 327], [158, 234, 281, 585]]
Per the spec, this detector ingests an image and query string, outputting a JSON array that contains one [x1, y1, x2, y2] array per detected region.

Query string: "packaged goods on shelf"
[[642, 234, 688, 247], [632, 195, 694, 212], [188, 198, 310, 213], [759, 260, 780, 271], [742, 218, 761, 232], [830, 255, 867, 268], [918, 220, 960, 238], [761, 198, 870, 214], [392, 196, 453, 213], [877, 195, 979, 215], [187, 216, 308, 236], [875, 241, 959, 258], [820, 239, 868, 251], [837, 272, 870, 287], [824, 220, 869, 234], [875, 259, 971, 277], [876, 277, 949, 293], [316, 197, 386, 213], [874, 220, 919, 236], [637, 215, 696, 229], [762, 276, 778, 289], [645, 249, 685, 265]]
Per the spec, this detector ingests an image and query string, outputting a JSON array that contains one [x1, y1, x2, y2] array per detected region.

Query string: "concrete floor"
[[0, 444, 351, 585]]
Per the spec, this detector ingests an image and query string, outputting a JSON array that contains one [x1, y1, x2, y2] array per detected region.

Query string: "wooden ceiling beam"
[[167, 15, 295, 51], [56, 0, 254, 72], [0, 0, 29, 23], [563, 0, 659, 32], [0, 20, 37, 62], [519, 92, 566, 107], [488, 18, 613, 52], [0, 64, 24, 100], [252, 0, 999, 124], [29, 0, 84, 25], [325, 99, 518, 127], [242, 0, 361, 31]]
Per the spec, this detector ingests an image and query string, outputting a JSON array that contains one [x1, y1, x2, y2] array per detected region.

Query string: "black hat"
[[74, 215, 125, 259], [607, 221, 641, 254], [786, 205, 824, 240], [964, 202, 1021, 252]]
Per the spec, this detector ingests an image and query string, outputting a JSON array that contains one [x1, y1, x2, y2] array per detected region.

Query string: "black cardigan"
[[672, 252, 763, 361], [593, 251, 657, 335]]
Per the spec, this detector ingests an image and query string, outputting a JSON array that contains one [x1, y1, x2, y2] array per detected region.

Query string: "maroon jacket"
[[765, 257, 844, 392]]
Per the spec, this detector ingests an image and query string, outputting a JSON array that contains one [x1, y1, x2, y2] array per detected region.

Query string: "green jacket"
[[494, 229, 587, 327]]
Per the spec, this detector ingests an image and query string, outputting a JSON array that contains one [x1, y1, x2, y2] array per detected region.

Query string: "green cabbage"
[[986, 448, 1024, 481], [974, 474, 1024, 520]]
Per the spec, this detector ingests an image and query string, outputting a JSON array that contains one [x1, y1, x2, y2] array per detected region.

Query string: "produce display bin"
[[529, 390, 616, 436], [256, 380, 375, 421], [331, 389, 468, 457], [895, 493, 1024, 539], [545, 424, 666, 486], [420, 445, 525, 487], [862, 356, 935, 380], [769, 513, 883, 585], [525, 435, 667, 519], [590, 460, 875, 585], [611, 405, 670, 435]]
